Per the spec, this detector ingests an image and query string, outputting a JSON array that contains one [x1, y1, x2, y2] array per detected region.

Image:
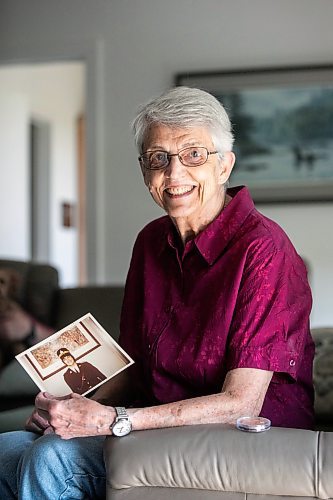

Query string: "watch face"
[[112, 418, 132, 437]]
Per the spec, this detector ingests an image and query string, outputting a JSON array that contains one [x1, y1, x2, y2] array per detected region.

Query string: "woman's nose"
[[164, 154, 186, 177]]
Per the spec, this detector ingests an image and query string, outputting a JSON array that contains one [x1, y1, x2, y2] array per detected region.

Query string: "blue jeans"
[[0, 431, 106, 499]]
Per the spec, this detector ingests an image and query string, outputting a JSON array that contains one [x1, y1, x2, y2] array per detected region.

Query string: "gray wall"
[[1, 0, 333, 326]]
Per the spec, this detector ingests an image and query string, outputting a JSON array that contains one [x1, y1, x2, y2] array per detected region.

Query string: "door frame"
[[30, 119, 51, 262]]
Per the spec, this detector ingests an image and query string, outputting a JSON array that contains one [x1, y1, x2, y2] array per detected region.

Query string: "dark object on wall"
[[62, 202, 76, 228]]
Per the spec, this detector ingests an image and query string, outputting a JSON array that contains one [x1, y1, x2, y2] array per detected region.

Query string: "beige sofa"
[[104, 424, 333, 499]]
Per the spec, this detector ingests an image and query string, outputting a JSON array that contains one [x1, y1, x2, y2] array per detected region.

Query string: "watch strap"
[[115, 407, 128, 420]]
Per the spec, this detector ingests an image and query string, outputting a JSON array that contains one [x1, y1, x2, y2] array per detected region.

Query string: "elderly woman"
[[0, 87, 314, 499]]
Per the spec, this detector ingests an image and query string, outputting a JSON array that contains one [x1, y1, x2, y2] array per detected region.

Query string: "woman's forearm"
[[127, 368, 273, 431]]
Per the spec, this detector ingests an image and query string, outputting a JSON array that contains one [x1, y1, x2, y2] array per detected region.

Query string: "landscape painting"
[[176, 66, 333, 202]]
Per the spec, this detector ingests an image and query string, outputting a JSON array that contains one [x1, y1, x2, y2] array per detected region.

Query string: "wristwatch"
[[111, 407, 132, 437]]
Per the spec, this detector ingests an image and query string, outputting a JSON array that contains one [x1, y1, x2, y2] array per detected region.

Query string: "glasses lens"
[[141, 151, 168, 170], [179, 147, 208, 167]]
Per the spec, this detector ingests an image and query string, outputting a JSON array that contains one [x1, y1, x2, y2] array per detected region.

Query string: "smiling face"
[[62, 354, 75, 366], [141, 125, 235, 240]]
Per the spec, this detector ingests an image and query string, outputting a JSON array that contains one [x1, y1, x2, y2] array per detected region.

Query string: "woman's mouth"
[[164, 185, 195, 198]]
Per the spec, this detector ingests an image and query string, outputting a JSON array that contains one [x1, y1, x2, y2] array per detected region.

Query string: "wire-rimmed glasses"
[[139, 146, 218, 170]]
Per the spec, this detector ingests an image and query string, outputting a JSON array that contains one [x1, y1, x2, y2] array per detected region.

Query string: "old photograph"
[[16, 313, 134, 397]]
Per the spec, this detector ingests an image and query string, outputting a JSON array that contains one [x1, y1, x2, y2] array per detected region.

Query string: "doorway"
[[0, 62, 86, 287]]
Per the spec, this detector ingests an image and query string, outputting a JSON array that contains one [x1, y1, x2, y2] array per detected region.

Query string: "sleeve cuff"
[[226, 345, 299, 379]]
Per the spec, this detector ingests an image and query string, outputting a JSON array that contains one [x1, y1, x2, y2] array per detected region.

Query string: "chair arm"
[[54, 286, 124, 338], [104, 424, 333, 498]]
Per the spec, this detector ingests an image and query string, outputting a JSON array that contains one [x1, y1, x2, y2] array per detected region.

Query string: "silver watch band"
[[115, 407, 128, 420]]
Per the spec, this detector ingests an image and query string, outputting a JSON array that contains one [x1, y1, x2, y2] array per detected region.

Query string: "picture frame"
[[176, 65, 333, 203]]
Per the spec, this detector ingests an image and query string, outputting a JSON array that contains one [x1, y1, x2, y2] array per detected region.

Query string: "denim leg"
[[0, 430, 39, 499], [18, 433, 106, 499]]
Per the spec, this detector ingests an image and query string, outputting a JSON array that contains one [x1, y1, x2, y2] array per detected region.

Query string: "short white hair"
[[132, 86, 234, 154]]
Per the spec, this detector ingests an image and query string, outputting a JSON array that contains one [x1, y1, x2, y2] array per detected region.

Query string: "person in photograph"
[[0, 87, 314, 499], [57, 347, 107, 395]]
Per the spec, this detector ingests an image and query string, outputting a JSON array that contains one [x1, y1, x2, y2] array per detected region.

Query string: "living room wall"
[[0, 0, 332, 326]]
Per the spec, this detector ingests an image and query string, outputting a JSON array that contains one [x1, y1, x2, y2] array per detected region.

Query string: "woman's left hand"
[[36, 392, 115, 439]]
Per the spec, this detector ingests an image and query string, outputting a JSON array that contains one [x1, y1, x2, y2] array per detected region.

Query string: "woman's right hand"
[[25, 392, 52, 434]]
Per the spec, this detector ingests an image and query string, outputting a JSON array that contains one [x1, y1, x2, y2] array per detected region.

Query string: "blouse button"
[[290, 359, 296, 366]]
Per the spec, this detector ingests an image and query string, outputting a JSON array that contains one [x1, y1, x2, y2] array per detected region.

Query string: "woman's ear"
[[218, 152, 236, 185]]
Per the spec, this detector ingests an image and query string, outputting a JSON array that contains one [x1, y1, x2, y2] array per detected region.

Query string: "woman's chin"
[[164, 203, 194, 219]]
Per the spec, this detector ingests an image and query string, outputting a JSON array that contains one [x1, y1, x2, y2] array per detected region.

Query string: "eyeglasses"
[[138, 146, 218, 170]]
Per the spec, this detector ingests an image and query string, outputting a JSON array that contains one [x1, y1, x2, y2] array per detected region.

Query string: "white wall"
[[259, 203, 333, 327], [0, 92, 29, 259], [0, 63, 85, 286], [0, 0, 333, 326]]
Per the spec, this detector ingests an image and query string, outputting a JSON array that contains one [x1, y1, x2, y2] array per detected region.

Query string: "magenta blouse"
[[119, 186, 314, 429]]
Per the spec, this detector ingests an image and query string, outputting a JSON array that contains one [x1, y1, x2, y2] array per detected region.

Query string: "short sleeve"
[[226, 238, 312, 381]]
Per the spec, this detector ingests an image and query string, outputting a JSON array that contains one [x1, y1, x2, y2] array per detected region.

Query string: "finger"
[[36, 408, 50, 420], [44, 392, 73, 401], [25, 415, 45, 434], [35, 392, 70, 411], [35, 392, 51, 411], [31, 406, 49, 425], [34, 409, 48, 421], [25, 421, 43, 434], [43, 426, 55, 435], [35, 409, 50, 424]]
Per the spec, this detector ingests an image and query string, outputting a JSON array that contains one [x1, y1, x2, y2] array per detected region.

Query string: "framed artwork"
[[176, 65, 333, 203]]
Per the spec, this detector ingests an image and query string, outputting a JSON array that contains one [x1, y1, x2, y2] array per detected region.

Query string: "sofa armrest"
[[104, 425, 333, 498], [54, 286, 124, 339]]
